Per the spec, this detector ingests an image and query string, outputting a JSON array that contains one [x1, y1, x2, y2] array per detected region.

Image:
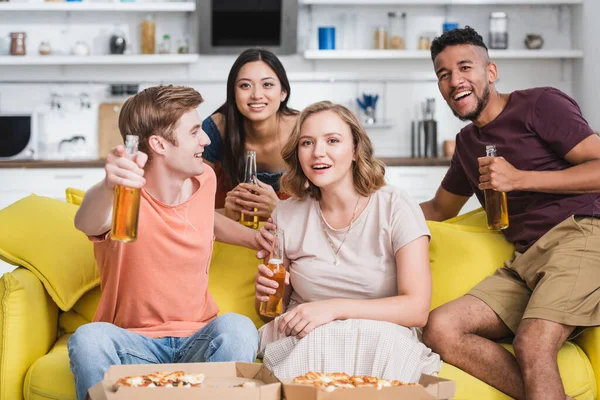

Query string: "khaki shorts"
[[468, 215, 600, 337]]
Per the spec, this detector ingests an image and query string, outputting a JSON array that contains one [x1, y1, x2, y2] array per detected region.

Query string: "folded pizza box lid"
[[88, 362, 281, 400], [280, 373, 456, 400]]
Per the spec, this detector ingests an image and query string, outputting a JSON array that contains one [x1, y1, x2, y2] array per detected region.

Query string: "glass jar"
[[489, 12, 508, 49], [158, 34, 171, 54], [177, 38, 190, 54], [374, 26, 387, 50], [140, 14, 156, 54], [38, 41, 52, 56], [387, 12, 406, 50], [10, 32, 26, 56]]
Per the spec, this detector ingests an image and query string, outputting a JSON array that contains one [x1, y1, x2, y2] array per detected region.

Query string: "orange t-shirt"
[[91, 166, 218, 338]]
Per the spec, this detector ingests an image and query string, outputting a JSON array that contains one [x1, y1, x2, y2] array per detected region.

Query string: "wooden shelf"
[[304, 49, 584, 60], [0, 54, 199, 65], [301, 0, 581, 5], [0, 159, 106, 168], [0, 2, 195, 11]]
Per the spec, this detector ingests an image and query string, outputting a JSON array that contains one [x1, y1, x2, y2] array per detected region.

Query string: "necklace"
[[317, 196, 361, 266]]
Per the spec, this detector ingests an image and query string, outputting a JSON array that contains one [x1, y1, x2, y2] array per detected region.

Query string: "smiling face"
[[234, 60, 287, 123], [434, 44, 497, 122], [297, 110, 355, 192], [161, 108, 210, 177]]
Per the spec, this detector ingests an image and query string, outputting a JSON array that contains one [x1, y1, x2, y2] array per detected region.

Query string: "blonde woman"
[[254, 101, 442, 382]]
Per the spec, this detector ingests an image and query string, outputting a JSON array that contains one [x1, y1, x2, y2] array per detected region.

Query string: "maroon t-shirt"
[[442, 87, 599, 253]]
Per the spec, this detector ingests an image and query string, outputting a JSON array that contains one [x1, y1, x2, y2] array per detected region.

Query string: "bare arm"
[[479, 135, 600, 194], [214, 212, 257, 248], [74, 146, 147, 236], [420, 186, 470, 222]]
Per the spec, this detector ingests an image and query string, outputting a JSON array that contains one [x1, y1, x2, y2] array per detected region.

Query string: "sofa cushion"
[[24, 335, 76, 400], [208, 240, 265, 329], [0, 195, 99, 311], [59, 286, 102, 334], [427, 209, 515, 310], [65, 187, 86, 206]]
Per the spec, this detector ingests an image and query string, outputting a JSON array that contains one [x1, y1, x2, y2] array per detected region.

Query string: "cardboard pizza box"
[[88, 362, 281, 400], [280, 373, 456, 400]]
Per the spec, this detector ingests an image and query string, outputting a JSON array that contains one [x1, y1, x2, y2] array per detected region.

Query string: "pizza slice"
[[112, 371, 205, 390], [292, 372, 417, 391]]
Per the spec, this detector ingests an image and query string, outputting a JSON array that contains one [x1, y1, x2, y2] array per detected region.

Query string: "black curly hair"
[[430, 26, 488, 61]]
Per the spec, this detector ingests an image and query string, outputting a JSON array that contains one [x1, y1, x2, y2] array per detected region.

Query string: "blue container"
[[318, 27, 336, 50], [443, 23, 459, 33]]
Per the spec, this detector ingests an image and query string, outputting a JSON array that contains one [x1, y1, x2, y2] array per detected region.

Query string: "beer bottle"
[[110, 135, 142, 242], [239, 150, 259, 229], [260, 229, 286, 318], [484, 145, 509, 230]]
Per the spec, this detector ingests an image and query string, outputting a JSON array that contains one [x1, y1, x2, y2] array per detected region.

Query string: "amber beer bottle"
[[484, 145, 509, 230], [239, 150, 259, 229], [110, 135, 141, 242], [260, 229, 286, 318]]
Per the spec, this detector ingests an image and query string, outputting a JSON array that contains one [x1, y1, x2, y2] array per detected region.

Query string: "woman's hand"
[[236, 180, 279, 219], [255, 263, 290, 302], [278, 301, 338, 339], [223, 189, 243, 221]]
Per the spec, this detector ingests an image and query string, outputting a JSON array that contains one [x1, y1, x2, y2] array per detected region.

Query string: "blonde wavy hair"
[[280, 101, 386, 200]]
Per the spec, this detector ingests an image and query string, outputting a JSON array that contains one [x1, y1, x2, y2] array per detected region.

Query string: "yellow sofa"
[[0, 193, 598, 400]]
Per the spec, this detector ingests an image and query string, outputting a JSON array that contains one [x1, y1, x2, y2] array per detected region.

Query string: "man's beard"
[[452, 85, 491, 122]]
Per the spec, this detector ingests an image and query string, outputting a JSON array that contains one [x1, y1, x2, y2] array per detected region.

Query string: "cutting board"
[[98, 102, 124, 158]]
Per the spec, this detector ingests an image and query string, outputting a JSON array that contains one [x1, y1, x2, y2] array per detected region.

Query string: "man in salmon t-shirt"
[[68, 85, 274, 400], [419, 27, 600, 400]]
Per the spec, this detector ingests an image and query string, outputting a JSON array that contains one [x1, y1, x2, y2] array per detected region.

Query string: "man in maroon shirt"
[[420, 27, 600, 400]]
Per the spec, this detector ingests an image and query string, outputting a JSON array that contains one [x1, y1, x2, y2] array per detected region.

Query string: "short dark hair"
[[430, 26, 488, 61]]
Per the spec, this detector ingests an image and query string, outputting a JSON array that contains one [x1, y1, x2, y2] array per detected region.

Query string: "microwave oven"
[[198, 0, 298, 55], [0, 113, 38, 160]]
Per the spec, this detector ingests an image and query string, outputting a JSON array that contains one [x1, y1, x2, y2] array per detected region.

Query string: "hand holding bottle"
[[104, 144, 147, 191], [236, 180, 279, 218], [477, 155, 523, 192]]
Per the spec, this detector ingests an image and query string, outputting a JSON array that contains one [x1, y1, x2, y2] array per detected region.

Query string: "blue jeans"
[[67, 313, 258, 400]]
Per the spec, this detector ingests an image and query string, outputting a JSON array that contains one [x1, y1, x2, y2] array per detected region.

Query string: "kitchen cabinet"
[[384, 166, 480, 213], [0, 168, 105, 210]]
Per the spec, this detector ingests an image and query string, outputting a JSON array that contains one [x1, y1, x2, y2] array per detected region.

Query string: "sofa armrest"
[[574, 326, 600, 398], [1, 268, 59, 400]]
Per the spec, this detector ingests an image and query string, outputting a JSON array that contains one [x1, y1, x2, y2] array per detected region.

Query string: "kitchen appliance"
[[0, 113, 38, 160], [198, 0, 298, 55], [411, 98, 438, 158]]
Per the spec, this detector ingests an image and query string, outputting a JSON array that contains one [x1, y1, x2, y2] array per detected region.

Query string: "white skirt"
[[258, 317, 443, 383]]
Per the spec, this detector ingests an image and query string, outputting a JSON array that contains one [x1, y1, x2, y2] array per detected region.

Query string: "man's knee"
[[212, 313, 258, 361], [68, 322, 118, 361], [422, 307, 462, 353], [513, 319, 571, 363]]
